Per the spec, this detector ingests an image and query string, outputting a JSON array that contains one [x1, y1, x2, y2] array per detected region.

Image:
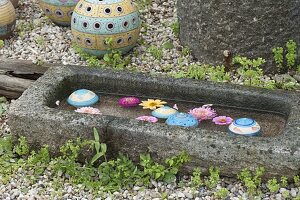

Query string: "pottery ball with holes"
[[71, 0, 141, 57], [0, 0, 16, 40], [228, 118, 262, 136], [38, 0, 79, 26]]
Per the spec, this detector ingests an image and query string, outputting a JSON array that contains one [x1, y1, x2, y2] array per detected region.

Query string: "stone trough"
[[8, 65, 300, 178]]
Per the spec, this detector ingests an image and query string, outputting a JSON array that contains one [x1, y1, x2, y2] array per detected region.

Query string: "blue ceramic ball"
[[228, 118, 261, 136], [166, 112, 199, 127], [152, 106, 178, 119], [67, 89, 99, 107]]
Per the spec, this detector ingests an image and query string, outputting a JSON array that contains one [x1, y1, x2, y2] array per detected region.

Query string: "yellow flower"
[[139, 99, 167, 110]]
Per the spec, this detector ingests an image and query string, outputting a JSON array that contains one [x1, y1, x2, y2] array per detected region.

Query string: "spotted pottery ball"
[[0, 0, 16, 40], [228, 118, 261, 136], [166, 112, 199, 127], [152, 106, 178, 119], [67, 89, 99, 107], [71, 0, 141, 57], [118, 96, 140, 108], [38, 0, 79, 26]]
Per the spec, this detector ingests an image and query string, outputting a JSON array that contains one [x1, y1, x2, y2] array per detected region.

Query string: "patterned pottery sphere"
[[152, 106, 178, 119], [228, 118, 261, 136], [166, 113, 199, 127], [0, 0, 16, 40], [10, 0, 18, 8], [38, 0, 79, 26], [71, 0, 141, 57], [67, 89, 99, 107], [118, 96, 140, 107]]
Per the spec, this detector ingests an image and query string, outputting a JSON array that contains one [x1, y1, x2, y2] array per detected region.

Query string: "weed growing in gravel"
[[148, 45, 163, 60], [163, 42, 174, 50], [204, 167, 220, 189], [238, 167, 265, 197], [267, 178, 280, 193], [0, 40, 4, 49], [170, 21, 180, 37], [181, 47, 191, 57], [286, 40, 297, 70], [272, 47, 284, 71], [214, 187, 229, 199], [190, 167, 203, 188], [272, 39, 298, 72], [0, 130, 190, 193], [0, 97, 8, 117], [135, 0, 152, 10]]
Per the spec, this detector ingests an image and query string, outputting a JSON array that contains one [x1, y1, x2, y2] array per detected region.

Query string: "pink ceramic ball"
[[118, 97, 140, 108]]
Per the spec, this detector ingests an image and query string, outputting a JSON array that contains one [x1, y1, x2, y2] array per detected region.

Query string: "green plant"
[[267, 178, 280, 193], [170, 21, 180, 37], [90, 128, 107, 165], [282, 190, 290, 199], [148, 45, 163, 60], [272, 47, 284, 71], [238, 167, 265, 197], [135, 0, 152, 10], [186, 64, 208, 80], [204, 167, 220, 189], [163, 42, 174, 50], [0, 96, 8, 117], [233, 55, 267, 87], [297, 65, 300, 74], [190, 167, 203, 188], [14, 136, 29, 156], [286, 40, 297, 70], [140, 151, 190, 185], [207, 65, 231, 82], [214, 187, 229, 199], [294, 175, 300, 187], [182, 47, 190, 56], [281, 176, 288, 187], [0, 40, 4, 49]]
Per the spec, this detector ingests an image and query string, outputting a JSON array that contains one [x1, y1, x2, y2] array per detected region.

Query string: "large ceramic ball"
[[67, 89, 99, 107], [0, 0, 16, 40], [166, 113, 199, 128], [38, 0, 79, 26], [71, 0, 141, 57]]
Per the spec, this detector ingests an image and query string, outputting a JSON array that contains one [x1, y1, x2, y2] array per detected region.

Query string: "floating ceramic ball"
[[152, 106, 178, 119], [228, 118, 261, 136], [71, 0, 141, 57], [166, 112, 199, 127], [10, 0, 18, 8], [38, 0, 79, 26], [67, 89, 99, 107], [118, 96, 140, 108], [0, 0, 16, 40]]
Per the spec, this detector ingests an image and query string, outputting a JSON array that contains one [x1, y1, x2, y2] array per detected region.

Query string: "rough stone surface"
[[177, 0, 300, 72], [8, 65, 300, 178]]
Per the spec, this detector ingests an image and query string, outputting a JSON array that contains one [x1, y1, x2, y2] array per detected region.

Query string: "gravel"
[[0, 0, 300, 199]]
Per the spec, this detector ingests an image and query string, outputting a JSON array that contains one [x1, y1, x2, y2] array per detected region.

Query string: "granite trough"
[[8, 65, 300, 178]]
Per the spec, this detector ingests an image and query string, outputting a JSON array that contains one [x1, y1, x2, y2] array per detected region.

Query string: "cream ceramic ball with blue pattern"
[[152, 106, 178, 119], [71, 0, 141, 57], [228, 118, 261, 136], [67, 89, 99, 107], [38, 0, 79, 26]]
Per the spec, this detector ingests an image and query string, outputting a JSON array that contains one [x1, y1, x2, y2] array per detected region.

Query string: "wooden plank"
[[0, 58, 51, 98]]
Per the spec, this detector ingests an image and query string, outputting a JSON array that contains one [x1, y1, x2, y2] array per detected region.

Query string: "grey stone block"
[[8, 65, 300, 178], [177, 0, 300, 72]]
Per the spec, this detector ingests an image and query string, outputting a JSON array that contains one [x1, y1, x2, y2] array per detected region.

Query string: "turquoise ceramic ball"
[[67, 89, 99, 107], [71, 0, 141, 57], [166, 113, 199, 127]]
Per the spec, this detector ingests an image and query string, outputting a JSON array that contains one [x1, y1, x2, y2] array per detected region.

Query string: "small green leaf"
[[163, 42, 174, 50], [93, 128, 99, 142], [100, 143, 107, 154], [94, 142, 100, 153]]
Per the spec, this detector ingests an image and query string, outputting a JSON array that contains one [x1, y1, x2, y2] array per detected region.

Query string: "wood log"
[[0, 58, 51, 99]]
